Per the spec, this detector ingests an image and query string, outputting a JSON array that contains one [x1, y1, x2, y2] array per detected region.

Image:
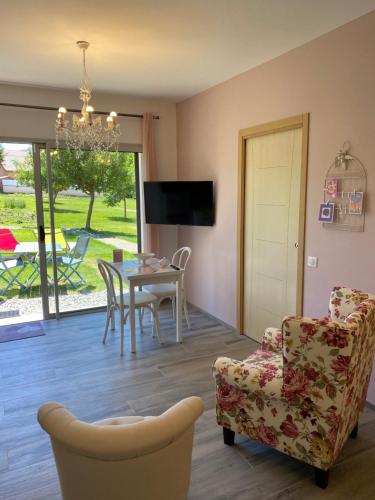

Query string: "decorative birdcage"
[[322, 142, 366, 232]]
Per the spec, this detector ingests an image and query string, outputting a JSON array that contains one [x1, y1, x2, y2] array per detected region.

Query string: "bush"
[[3, 198, 26, 209], [0, 210, 35, 225]]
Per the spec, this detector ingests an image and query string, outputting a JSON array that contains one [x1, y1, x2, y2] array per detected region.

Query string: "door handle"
[[39, 225, 46, 243], [294, 242, 299, 248]]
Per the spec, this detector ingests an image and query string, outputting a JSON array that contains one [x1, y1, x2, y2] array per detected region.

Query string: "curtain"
[[141, 112, 159, 254]]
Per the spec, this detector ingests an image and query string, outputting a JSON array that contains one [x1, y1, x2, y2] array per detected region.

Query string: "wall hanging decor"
[[321, 141, 367, 231]]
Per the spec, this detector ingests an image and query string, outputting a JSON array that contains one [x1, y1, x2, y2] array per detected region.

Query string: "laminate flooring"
[[0, 305, 374, 499]]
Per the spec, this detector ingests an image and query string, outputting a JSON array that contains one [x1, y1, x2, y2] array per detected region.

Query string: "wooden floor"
[[0, 305, 375, 499]]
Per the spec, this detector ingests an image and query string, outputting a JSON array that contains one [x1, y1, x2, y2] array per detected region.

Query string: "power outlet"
[[307, 256, 318, 268]]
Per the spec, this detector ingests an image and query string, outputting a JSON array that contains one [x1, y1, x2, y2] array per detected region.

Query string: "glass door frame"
[[41, 141, 143, 318], [0, 138, 54, 321], [1, 138, 142, 321], [33, 142, 60, 319]]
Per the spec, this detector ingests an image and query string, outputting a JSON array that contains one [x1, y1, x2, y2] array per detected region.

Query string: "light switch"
[[307, 256, 318, 268]]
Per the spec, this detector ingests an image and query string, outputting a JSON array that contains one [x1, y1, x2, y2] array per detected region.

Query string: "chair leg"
[[120, 315, 125, 357], [151, 304, 163, 344], [152, 299, 162, 338], [138, 308, 144, 333], [183, 298, 191, 329], [315, 468, 329, 489], [223, 427, 235, 446], [350, 422, 358, 439], [111, 308, 116, 331], [102, 306, 112, 344], [171, 296, 176, 319]]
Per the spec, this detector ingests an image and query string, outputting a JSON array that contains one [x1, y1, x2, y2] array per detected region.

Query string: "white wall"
[[0, 83, 178, 256]]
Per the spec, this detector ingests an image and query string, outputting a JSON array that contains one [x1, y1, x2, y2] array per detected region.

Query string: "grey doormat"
[[0, 321, 45, 343]]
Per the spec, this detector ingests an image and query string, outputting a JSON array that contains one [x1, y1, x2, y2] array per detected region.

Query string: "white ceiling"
[[1, 0, 374, 101]]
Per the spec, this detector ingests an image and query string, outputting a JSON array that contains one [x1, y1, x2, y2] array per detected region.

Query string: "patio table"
[[112, 260, 183, 353], [14, 242, 62, 288]]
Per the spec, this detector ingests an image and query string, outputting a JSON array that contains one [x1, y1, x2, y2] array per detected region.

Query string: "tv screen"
[[144, 181, 214, 226]]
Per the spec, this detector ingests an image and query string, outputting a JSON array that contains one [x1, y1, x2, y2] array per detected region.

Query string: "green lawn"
[[0, 193, 137, 300], [0, 193, 137, 242]]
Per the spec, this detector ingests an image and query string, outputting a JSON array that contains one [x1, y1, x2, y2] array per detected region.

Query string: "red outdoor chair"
[[0, 229, 26, 293], [0, 229, 18, 251]]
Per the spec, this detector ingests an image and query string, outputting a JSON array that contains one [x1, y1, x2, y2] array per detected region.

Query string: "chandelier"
[[55, 41, 121, 152]]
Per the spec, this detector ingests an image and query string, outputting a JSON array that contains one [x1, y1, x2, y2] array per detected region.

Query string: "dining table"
[[112, 259, 183, 353]]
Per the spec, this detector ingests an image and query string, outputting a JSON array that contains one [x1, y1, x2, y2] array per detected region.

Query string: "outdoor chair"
[[0, 229, 27, 293], [0, 255, 27, 293], [32, 228, 72, 251], [97, 259, 162, 356], [56, 235, 90, 288], [0, 228, 18, 251]]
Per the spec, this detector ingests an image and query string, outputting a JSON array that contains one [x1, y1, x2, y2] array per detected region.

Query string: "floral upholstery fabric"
[[213, 287, 375, 471], [261, 327, 282, 353], [328, 286, 375, 322], [214, 350, 283, 400]]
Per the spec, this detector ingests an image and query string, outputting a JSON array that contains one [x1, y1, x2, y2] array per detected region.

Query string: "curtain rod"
[[0, 102, 159, 119]]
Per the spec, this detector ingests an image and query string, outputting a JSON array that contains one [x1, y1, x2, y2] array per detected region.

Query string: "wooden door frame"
[[237, 113, 309, 334]]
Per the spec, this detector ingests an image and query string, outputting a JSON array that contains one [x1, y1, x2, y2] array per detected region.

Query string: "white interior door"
[[243, 127, 303, 342]]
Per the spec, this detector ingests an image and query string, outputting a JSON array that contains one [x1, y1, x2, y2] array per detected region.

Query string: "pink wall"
[[177, 12, 375, 403]]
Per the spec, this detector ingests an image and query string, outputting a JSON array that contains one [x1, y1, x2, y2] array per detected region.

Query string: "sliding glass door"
[[39, 144, 141, 315], [0, 141, 55, 324], [0, 140, 141, 323]]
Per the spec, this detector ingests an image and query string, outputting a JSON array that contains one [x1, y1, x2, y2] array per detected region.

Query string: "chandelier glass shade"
[[55, 41, 121, 152]]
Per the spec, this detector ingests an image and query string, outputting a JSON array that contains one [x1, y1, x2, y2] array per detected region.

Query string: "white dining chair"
[[97, 259, 162, 356], [144, 246, 192, 330]]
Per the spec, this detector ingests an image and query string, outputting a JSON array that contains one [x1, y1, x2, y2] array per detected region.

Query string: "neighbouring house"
[[0, 149, 28, 180], [0, 149, 29, 192], [0, 165, 15, 180]]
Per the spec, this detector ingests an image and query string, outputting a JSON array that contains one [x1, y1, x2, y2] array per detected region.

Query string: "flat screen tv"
[[144, 181, 214, 226]]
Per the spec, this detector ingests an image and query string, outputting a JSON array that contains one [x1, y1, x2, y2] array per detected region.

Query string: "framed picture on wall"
[[326, 178, 338, 198], [318, 202, 335, 223], [349, 192, 363, 214]]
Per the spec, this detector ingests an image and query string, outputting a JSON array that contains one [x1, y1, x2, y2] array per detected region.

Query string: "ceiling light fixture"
[[55, 41, 120, 152]]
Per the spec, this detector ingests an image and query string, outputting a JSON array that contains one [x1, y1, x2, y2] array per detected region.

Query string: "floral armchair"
[[213, 287, 375, 489]]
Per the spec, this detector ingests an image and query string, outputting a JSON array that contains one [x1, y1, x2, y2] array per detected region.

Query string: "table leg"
[[129, 283, 136, 353], [176, 275, 183, 343], [23, 254, 40, 288], [25, 257, 40, 288]]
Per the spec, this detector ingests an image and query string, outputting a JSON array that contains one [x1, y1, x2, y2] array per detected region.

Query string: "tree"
[[15, 149, 71, 205], [103, 152, 135, 218], [15, 149, 136, 231], [60, 150, 112, 230], [0, 144, 5, 166]]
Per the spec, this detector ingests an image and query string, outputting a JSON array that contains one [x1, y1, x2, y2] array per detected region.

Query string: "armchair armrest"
[[213, 354, 282, 398], [261, 327, 282, 353]]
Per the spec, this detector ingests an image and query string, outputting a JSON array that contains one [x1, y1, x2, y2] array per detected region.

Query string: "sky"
[[1, 143, 31, 151]]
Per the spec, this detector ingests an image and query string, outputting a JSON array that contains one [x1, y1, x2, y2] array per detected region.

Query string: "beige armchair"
[[38, 396, 204, 500]]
